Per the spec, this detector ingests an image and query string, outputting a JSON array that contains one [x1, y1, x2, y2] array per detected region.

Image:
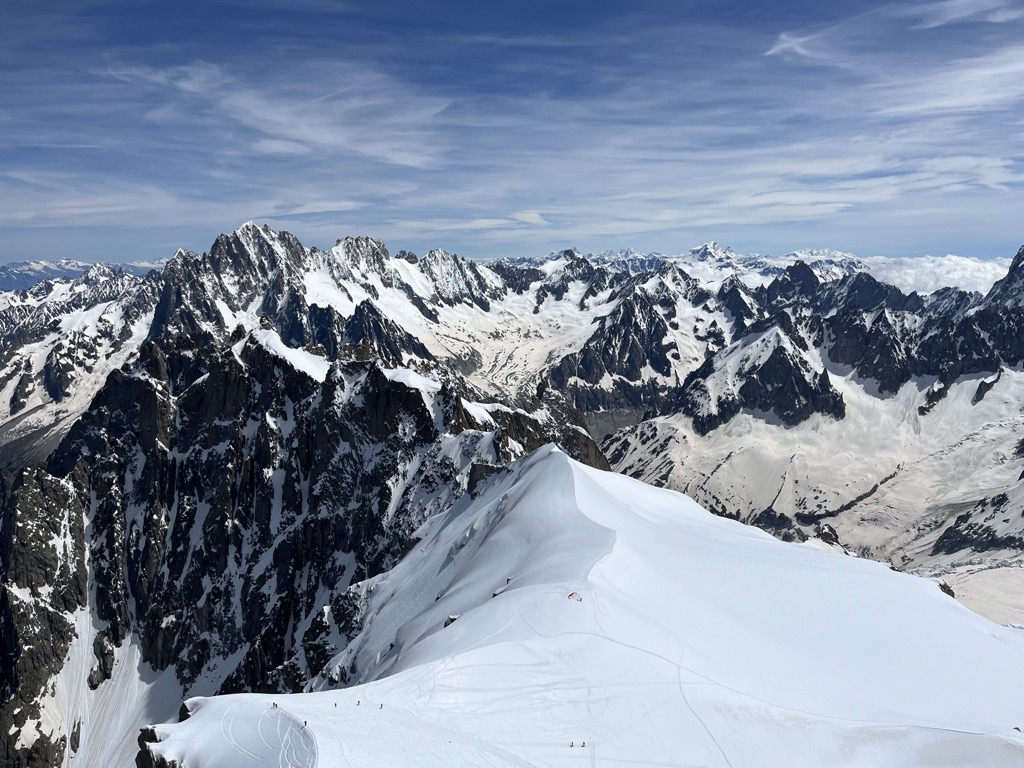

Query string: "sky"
[[2, 0, 1023, 264]]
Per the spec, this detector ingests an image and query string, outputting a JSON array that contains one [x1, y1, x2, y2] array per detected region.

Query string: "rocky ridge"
[[0, 224, 607, 766], [2, 224, 1024, 765]]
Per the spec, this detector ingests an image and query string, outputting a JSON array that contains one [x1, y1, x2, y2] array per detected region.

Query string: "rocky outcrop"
[[548, 290, 676, 421], [827, 308, 912, 394], [1, 468, 87, 767], [739, 349, 845, 425], [136, 725, 182, 768], [679, 321, 845, 435], [981, 244, 1024, 308]]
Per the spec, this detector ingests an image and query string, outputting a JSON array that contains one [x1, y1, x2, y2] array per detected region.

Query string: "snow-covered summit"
[[143, 446, 1024, 767]]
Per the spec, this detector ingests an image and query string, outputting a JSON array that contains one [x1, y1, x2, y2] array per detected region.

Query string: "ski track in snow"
[[220, 702, 318, 767]]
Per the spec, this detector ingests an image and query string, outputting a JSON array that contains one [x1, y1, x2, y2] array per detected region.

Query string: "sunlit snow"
[[149, 447, 1024, 767]]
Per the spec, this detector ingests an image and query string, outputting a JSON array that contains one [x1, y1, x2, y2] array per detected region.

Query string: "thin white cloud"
[[873, 45, 1024, 115], [765, 32, 831, 61], [268, 200, 365, 216], [0, 177, 253, 229], [512, 210, 549, 225], [250, 139, 312, 156], [2, 4, 1023, 265], [902, 0, 1024, 28], [391, 215, 548, 234], [108, 61, 450, 169]]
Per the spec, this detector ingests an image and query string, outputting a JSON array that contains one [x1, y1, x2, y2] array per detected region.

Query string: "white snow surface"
[[241, 328, 332, 382], [150, 446, 1024, 767], [608, 363, 1024, 618]]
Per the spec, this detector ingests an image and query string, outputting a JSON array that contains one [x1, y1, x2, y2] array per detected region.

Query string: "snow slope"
[[608, 358, 1024, 621], [147, 446, 1024, 767]]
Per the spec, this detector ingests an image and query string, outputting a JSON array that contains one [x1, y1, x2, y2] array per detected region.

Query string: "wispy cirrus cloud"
[[1, 1, 1023, 268], [106, 60, 450, 169], [901, 0, 1024, 28], [873, 45, 1024, 116]]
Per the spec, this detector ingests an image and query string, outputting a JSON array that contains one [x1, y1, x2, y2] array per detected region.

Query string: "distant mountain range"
[[0, 258, 163, 291], [2, 240, 1010, 294], [3, 223, 1024, 766]]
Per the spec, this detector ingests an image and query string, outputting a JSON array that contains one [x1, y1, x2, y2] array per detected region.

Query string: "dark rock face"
[[496, 382, 611, 472], [932, 518, 1024, 555], [982, 244, 1024, 308], [54, 336, 568, 696], [763, 261, 820, 309], [718, 277, 761, 333], [546, 265, 720, 436], [487, 261, 544, 295], [1, 468, 87, 767], [971, 306, 1024, 368], [817, 523, 841, 547], [136, 727, 180, 768], [678, 322, 845, 436], [931, 496, 1024, 556], [972, 369, 1002, 404], [549, 290, 676, 422], [827, 309, 912, 394], [815, 270, 911, 313], [749, 507, 805, 543], [737, 348, 845, 426], [339, 301, 433, 364], [1, 318, 607, 764]]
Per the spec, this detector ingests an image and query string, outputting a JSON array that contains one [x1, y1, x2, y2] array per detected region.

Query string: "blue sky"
[[2, 0, 1023, 263]]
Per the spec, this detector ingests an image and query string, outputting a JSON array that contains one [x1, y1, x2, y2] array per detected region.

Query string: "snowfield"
[[147, 446, 1024, 767], [608, 362, 1024, 625]]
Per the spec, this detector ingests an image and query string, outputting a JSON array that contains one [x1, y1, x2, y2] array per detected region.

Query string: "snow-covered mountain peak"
[[79, 262, 125, 282], [0, 257, 98, 291], [586, 247, 667, 273], [783, 247, 858, 261], [417, 247, 502, 307], [688, 240, 735, 263], [538, 246, 584, 261], [142, 446, 1024, 767], [330, 234, 391, 275], [983, 242, 1024, 308]]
